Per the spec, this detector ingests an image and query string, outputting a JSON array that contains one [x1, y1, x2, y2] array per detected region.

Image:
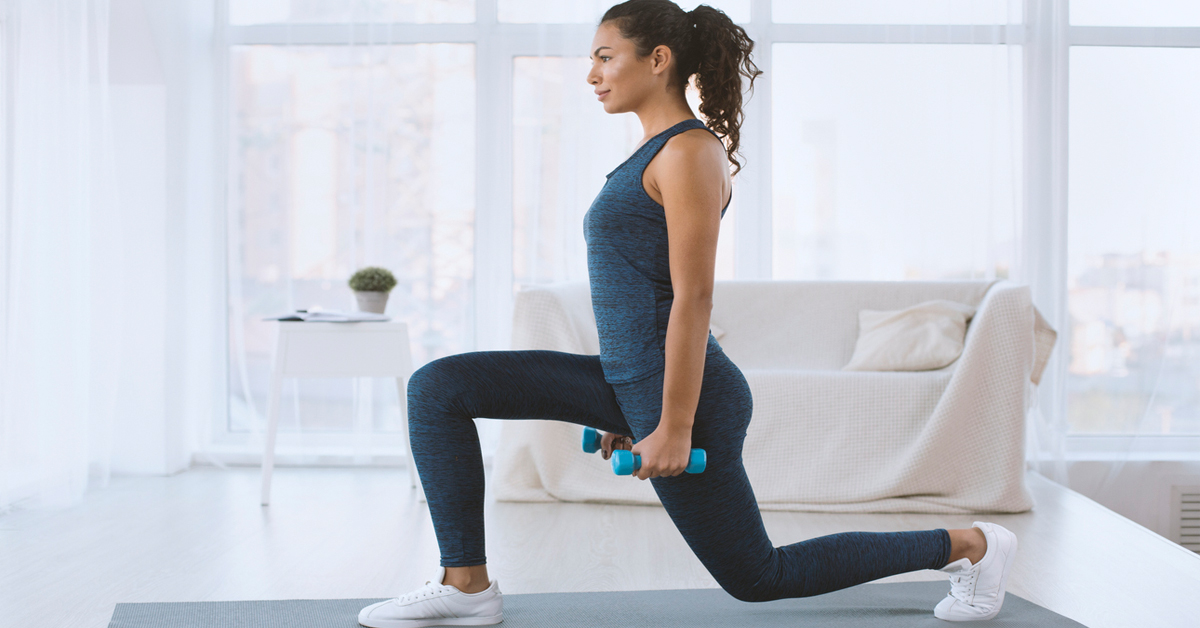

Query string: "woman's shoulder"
[[666, 125, 723, 152], [649, 127, 729, 182]]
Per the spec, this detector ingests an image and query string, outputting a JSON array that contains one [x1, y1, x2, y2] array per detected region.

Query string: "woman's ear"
[[650, 44, 672, 75]]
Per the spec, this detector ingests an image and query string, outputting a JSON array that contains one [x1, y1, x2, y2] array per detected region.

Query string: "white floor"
[[2, 465, 1198, 628]]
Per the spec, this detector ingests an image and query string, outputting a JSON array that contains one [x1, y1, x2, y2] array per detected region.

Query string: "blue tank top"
[[583, 118, 732, 384]]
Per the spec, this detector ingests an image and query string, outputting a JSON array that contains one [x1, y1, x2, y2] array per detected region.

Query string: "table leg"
[[260, 369, 284, 506], [396, 377, 424, 499]]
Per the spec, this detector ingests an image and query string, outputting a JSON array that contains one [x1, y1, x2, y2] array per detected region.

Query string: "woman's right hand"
[[600, 431, 634, 461]]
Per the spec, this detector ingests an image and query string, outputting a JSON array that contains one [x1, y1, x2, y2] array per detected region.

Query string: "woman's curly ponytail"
[[600, 0, 763, 176], [686, 5, 761, 177]]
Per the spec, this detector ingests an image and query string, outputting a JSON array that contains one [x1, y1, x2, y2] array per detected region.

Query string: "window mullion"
[[474, 0, 514, 351], [1022, 0, 1071, 447], [1070, 25, 1200, 47], [227, 23, 479, 45], [736, 0, 772, 280]]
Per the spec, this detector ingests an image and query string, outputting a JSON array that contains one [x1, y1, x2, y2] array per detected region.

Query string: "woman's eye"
[[601, 56, 610, 61]]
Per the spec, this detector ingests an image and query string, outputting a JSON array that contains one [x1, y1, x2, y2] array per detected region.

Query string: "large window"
[[771, 42, 1019, 281], [220, 0, 1200, 458], [1066, 38, 1200, 435], [227, 41, 474, 442]]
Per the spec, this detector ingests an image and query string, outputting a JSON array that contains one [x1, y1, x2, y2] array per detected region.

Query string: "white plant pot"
[[354, 290, 389, 314]]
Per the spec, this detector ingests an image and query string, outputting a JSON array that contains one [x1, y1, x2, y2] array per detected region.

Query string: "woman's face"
[[587, 21, 669, 114]]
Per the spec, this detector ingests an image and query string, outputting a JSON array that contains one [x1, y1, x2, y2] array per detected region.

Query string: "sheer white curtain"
[[0, 0, 124, 510]]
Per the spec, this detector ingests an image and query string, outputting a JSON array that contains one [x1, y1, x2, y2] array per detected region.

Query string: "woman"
[[359, 2, 1017, 626]]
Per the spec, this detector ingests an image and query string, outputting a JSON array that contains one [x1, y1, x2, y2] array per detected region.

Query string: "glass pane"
[[513, 56, 736, 296], [771, 43, 1020, 281], [1067, 46, 1200, 435], [772, 0, 1019, 24], [229, 44, 475, 433], [1071, 0, 1200, 27], [500, 0, 750, 24], [230, 0, 473, 24]]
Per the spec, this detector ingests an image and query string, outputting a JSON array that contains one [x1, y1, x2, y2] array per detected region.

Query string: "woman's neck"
[[633, 96, 700, 142]]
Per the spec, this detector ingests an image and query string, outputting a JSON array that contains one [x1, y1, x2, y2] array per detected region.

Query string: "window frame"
[[214, 0, 1200, 462], [1, 2, 9, 395], [1059, 16, 1200, 459]]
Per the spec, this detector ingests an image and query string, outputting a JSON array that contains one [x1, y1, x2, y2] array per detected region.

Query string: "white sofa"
[[492, 279, 1056, 514]]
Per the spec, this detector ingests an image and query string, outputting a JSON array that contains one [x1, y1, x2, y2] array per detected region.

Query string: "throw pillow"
[[842, 299, 977, 371]]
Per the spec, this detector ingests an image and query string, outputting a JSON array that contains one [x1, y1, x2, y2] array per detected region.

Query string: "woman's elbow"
[[676, 292, 713, 311]]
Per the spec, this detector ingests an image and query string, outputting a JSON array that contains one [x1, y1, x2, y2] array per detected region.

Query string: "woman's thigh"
[[408, 349, 635, 567], [611, 350, 773, 595], [408, 349, 633, 436]]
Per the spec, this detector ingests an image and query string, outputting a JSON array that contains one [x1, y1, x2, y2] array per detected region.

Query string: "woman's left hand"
[[629, 425, 692, 480]]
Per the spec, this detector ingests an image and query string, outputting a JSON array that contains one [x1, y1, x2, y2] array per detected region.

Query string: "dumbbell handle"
[[582, 427, 706, 475]]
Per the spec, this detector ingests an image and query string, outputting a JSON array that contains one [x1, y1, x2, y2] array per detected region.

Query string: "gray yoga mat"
[[108, 581, 1087, 627]]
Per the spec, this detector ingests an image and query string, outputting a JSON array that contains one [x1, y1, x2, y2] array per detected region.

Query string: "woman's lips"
[[597, 90, 610, 101]]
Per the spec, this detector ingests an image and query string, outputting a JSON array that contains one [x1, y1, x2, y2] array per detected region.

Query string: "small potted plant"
[[348, 266, 397, 314]]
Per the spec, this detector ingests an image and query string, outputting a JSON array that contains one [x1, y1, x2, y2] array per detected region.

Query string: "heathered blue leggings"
[[406, 348, 952, 602]]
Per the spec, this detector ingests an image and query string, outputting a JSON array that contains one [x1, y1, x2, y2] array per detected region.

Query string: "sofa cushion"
[[841, 299, 976, 372]]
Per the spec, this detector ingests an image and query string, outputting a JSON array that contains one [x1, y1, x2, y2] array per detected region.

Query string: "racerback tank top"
[[583, 118, 732, 384]]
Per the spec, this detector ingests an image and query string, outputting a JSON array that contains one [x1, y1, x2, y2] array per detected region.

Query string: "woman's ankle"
[[947, 528, 987, 566], [442, 565, 490, 593]]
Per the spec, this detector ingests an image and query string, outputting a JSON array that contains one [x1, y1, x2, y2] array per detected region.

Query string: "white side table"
[[260, 321, 420, 506]]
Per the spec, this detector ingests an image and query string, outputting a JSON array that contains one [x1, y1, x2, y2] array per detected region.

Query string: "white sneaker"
[[358, 566, 503, 628], [934, 521, 1018, 622]]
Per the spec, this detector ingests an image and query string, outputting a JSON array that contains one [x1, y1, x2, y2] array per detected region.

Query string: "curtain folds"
[[1, 0, 123, 511]]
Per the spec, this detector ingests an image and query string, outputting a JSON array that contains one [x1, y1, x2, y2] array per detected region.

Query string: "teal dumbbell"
[[611, 448, 706, 476], [582, 426, 605, 453], [581, 426, 706, 475]]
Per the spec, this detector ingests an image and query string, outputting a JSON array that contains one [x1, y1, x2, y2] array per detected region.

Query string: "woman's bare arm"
[[653, 131, 727, 438]]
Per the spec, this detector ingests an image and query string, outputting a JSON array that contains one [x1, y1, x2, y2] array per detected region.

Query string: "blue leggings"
[[407, 348, 952, 602]]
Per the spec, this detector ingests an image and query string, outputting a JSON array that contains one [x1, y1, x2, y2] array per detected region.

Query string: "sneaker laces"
[[946, 566, 979, 605], [396, 578, 454, 604]]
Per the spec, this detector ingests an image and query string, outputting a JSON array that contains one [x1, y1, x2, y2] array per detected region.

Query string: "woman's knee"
[[717, 574, 771, 603], [408, 358, 443, 397], [722, 582, 770, 603], [407, 354, 474, 414], [715, 552, 792, 603]]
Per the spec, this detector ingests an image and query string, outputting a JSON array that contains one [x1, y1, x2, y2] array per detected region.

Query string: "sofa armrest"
[[961, 280, 1057, 385]]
